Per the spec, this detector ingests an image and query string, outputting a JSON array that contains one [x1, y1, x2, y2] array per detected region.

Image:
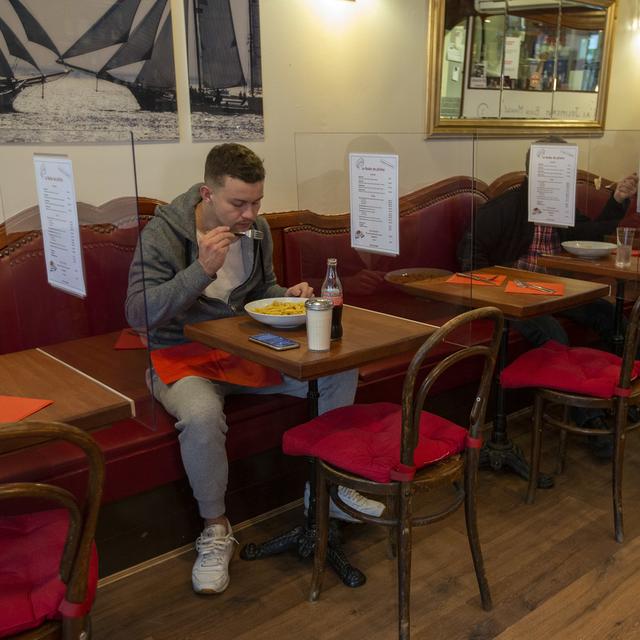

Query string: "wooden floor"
[[92, 412, 640, 640]]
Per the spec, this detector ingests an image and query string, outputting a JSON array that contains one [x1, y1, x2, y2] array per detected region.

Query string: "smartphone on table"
[[249, 333, 300, 351]]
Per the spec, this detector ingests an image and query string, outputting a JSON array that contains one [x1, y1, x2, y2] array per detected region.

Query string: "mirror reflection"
[[430, 0, 615, 135]]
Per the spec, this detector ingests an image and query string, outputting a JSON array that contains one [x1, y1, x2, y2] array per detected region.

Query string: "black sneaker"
[[628, 406, 640, 426]]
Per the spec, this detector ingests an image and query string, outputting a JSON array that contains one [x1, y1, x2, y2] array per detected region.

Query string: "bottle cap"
[[305, 298, 332, 311]]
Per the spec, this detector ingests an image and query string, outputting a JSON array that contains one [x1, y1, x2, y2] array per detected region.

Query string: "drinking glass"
[[615, 227, 635, 268]]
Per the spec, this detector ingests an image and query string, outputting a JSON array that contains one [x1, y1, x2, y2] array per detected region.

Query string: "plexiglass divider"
[[292, 132, 481, 349], [0, 131, 159, 432], [473, 130, 640, 352]]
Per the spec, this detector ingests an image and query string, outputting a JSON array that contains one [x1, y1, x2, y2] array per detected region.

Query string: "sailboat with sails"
[[0, 0, 69, 112], [58, 0, 178, 112], [57, 0, 262, 115], [188, 0, 263, 115]]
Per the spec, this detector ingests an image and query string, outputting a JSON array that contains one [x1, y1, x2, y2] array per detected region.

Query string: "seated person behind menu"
[[126, 143, 383, 595], [457, 137, 638, 458]]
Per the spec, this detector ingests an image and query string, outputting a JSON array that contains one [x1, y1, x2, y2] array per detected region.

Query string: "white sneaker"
[[192, 523, 238, 594], [304, 482, 385, 523]]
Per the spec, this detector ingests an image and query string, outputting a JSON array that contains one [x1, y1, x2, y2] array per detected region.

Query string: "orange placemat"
[[0, 395, 53, 423], [446, 273, 507, 286], [504, 280, 564, 296], [151, 342, 283, 388], [114, 329, 147, 350]]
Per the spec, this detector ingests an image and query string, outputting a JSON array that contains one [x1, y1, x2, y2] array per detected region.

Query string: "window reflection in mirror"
[[430, 0, 614, 134]]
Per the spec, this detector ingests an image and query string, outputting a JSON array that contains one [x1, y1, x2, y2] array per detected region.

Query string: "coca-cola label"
[[326, 295, 343, 306]]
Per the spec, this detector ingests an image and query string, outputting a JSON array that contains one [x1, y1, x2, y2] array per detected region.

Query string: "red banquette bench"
[[1, 172, 634, 574]]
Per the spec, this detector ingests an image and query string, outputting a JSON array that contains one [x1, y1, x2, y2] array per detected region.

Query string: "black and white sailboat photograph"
[[0, 0, 181, 143], [187, 0, 263, 141]]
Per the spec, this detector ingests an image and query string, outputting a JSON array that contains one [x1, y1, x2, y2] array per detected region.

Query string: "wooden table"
[[41, 331, 151, 404], [396, 266, 609, 485], [400, 265, 610, 319], [0, 347, 134, 452], [538, 252, 640, 354], [186, 305, 437, 587], [186, 304, 436, 381]]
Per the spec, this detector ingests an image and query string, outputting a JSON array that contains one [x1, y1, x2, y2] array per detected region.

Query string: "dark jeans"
[[512, 299, 619, 427]]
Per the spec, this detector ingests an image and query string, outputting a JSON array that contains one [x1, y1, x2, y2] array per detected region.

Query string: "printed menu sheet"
[[527, 143, 578, 227], [349, 153, 399, 256], [33, 154, 86, 298]]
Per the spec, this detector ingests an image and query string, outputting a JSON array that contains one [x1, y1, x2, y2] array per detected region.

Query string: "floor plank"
[[91, 416, 640, 640]]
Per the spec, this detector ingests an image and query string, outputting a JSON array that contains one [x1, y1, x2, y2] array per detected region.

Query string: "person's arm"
[[571, 173, 638, 239], [125, 222, 214, 332]]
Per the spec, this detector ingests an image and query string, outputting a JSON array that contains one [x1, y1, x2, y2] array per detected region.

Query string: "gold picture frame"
[[426, 0, 616, 137]]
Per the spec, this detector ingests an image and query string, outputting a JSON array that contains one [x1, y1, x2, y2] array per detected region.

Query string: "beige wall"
[[1, 0, 638, 221]]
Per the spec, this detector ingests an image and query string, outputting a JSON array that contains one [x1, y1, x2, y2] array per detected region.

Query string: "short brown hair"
[[204, 143, 265, 187]]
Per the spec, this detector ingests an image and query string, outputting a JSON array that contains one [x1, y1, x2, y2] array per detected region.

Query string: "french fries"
[[253, 300, 306, 316]]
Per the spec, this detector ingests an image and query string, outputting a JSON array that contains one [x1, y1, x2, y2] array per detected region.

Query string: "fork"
[[513, 279, 555, 294], [455, 272, 500, 286], [234, 229, 264, 240]]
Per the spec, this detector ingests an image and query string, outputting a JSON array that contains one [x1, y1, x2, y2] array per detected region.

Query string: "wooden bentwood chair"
[[0, 422, 105, 640], [283, 307, 504, 640], [501, 296, 640, 543]]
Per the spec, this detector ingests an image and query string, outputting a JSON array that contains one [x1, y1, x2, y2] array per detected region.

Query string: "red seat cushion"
[[0, 509, 98, 638], [282, 402, 468, 483], [500, 340, 640, 399]]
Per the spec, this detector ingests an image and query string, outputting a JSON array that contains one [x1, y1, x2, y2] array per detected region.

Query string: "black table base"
[[240, 520, 366, 588], [479, 438, 554, 488], [481, 319, 554, 489], [240, 380, 366, 588]]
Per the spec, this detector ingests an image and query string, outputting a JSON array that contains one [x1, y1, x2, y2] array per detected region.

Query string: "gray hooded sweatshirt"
[[125, 183, 285, 350]]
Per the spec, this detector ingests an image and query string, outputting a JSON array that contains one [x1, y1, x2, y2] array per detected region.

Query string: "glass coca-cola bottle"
[[321, 257, 343, 340]]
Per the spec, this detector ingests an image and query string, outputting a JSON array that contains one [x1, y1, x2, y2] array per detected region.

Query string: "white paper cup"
[[305, 298, 332, 351], [616, 227, 635, 268]]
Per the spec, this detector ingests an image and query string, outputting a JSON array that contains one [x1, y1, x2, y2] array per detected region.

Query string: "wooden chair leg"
[[527, 394, 544, 504], [386, 494, 397, 559], [397, 482, 412, 640], [62, 615, 90, 639], [556, 429, 568, 475], [310, 463, 329, 602], [612, 409, 626, 544], [464, 454, 492, 610], [556, 405, 571, 474]]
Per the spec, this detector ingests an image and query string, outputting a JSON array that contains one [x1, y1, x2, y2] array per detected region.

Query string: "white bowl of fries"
[[244, 297, 308, 328]]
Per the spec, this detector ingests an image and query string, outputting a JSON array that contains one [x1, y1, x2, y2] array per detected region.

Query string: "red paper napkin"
[[504, 281, 564, 296], [445, 273, 507, 286], [114, 329, 147, 350], [0, 395, 53, 423], [151, 342, 283, 388]]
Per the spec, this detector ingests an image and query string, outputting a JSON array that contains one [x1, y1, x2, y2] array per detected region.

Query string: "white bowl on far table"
[[244, 297, 308, 328], [561, 240, 616, 259]]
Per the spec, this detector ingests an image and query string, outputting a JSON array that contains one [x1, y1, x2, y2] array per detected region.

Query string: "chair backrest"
[[0, 422, 104, 638], [400, 307, 504, 466], [619, 296, 640, 390]]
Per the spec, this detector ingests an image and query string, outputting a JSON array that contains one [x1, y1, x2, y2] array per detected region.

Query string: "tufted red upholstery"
[[283, 402, 468, 483], [0, 509, 98, 638], [500, 340, 640, 398], [0, 225, 139, 354], [283, 190, 484, 294]]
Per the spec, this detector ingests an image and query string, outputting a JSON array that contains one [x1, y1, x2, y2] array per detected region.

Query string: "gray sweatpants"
[[150, 369, 359, 519]]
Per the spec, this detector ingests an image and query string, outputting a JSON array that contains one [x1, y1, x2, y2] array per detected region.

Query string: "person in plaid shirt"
[[458, 138, 638, 457]]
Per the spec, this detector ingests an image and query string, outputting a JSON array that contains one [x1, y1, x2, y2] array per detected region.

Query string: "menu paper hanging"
[[33, 154, 87, 298], [349, 153, 399, 257], [527, 143, 578, 228]]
